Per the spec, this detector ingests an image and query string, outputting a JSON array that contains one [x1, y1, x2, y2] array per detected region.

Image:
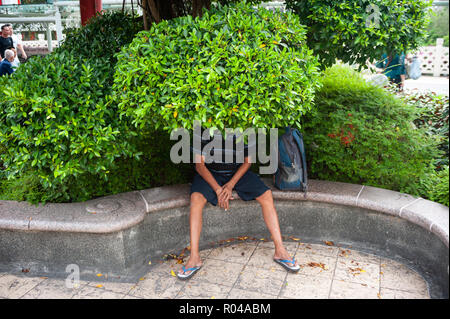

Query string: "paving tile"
[[337, 248, 380, 265], [0, 244, 434, 300], [279, 273, 332, 299], [297, 243, 339, 258], [85, 281, 136, 295], [178, 247, 213, 260], [247, 246, 290, 272], [208, 243, 257, 264], [257, 240, 299, 253], [234, 265, 287, 296], [128, 272, 185, 299], [329, 280, 379, 299], [188, 259, 244, 287], [227, 287, 277, 299], [379, 287, 430, 299], [176, 281, 231, 299], [380, 258, 428, 293], [295, 251, 336, 278], [334, 259, 380, 287], [71, 284, 128, 299], [0, 274, 45, 299], [21, 278, 87, 299]]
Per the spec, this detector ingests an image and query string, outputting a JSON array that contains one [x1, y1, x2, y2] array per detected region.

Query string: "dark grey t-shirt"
[[192, 129, 254, 173], [0, 36, 13, 59]]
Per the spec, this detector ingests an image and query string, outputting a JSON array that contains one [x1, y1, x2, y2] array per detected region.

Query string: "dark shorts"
[[190, 170, 270, 206]]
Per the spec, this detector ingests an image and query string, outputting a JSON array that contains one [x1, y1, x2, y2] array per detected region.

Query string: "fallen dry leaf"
[[95, 284, 103, 288], [324, 241, 335, 246], [307, 262, 327, 270], [348, 267, 366, 275], [170, 270, 176, 277]]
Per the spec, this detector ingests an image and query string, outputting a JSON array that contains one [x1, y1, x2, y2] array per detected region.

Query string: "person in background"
[[4, 24, 27, 66], [0, 49, 15, 76], [0, 24, 14, 62], [376, 53, 407, 92]]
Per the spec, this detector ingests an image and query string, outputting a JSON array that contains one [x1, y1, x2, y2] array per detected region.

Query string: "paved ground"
[[0, 241, 430, 299], [405, 75, 449, 96]]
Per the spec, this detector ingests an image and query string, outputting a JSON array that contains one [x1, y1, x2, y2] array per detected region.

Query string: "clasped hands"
[[215, 181, 235, 211]]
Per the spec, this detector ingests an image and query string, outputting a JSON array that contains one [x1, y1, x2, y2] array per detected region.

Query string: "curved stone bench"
[[0, 179, 448, 298]]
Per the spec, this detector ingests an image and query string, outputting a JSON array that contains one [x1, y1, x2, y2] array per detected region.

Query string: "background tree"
[[424, 5, 449, 46], [284, 0, 433, 69]]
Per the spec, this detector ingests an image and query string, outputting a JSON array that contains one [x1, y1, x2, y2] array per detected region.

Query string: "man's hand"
[[217, 181, 235, 211]]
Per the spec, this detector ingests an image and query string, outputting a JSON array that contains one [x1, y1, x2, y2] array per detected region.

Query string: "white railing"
[[0, 10, 63, 52], [417, 38, 449, 77]]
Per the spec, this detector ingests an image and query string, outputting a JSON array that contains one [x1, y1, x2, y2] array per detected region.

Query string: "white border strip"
[[355, 185, 365, 204], [399, 197, 423, 217], [138, 191, 149, 213]]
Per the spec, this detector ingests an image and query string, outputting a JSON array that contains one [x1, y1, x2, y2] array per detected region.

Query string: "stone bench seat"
[[0, 179, 448, 298]]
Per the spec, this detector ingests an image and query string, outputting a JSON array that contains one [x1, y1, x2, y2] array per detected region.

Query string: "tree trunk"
[[142, 0, 211, 28], [192, 0, 211, 18], [142, 0, 149, 30], [147, 0, 161, 23]]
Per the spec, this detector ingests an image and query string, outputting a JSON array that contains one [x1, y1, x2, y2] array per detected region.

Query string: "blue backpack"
[[274, 127, 308, 192]]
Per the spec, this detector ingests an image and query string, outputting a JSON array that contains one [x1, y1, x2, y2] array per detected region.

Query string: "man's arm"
[[17, 43, 27, 60], [194, 154, 223, 202]]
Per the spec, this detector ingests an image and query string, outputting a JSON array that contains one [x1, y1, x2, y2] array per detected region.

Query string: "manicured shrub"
[[113, 1, 321, 132], [0, 12, 143, 202], [59, 10, 143, 62], [285, 0, 432, 69], [300, 64, 443, 198]]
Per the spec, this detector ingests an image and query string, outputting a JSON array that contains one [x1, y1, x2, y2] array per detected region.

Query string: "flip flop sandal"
[[274, 258, 300, 272], [177, 265, 202, 280]]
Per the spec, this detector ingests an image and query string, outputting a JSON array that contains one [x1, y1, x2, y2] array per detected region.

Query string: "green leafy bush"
[[404, 92, 449, 168], [300, 64, 443, 198], [113, 1, 321, 132], [285, 0, 432, 69], [0, 129, 192, 203], [0, 11, 143, 202], [427, 165, 449, 207], [59, 10, 143, 62]]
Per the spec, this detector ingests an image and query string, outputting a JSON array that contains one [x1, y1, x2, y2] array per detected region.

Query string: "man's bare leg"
[[179, 192, 207, 275], [256, 190, 299, 267]]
